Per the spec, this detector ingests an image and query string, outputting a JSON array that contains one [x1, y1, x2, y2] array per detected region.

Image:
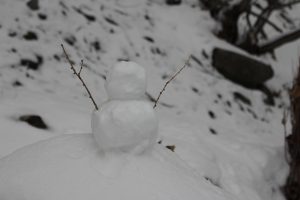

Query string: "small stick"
[[153, 55, 191, 109], [61, 44, 99, 110], [282, 108, 290, 164]]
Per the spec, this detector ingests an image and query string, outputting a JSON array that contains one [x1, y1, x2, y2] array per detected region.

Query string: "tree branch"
[[274, 0, 300, 9], [249, 10, 283, 33], [258, 28, 300, 54], [153, 56, 191, 109], [61, 44, 99, 110]]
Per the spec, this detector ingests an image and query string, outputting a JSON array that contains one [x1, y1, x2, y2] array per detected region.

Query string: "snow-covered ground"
[[0, 0, 299, 199]]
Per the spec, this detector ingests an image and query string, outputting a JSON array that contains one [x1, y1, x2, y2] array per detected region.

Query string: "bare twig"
[[78, 60, 83, 76], [153, 56, 191, 109], [282, 108, 290, 163], [249, 10, 283, 33], [61, 44, 99, 110]]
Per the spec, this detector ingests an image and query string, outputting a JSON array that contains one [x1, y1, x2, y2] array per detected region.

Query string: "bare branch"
[[61, 44, 99, 110], [153, 55, 191, 109], [274, 0, 300, 9], [282, 108, 291, 163], [258, 28, 300, 54], [249, 10, 283, 33], [78, 59, 83, 76]]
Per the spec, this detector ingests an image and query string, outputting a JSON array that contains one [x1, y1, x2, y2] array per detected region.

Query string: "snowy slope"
[[0, 134, 236, 200], [0, 0, 299, 199]]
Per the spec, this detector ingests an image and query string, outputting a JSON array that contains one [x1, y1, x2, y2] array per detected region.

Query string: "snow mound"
[[105, 61, 147, 100], [92, 100, 158, 154], [0, 134, 233, 200]]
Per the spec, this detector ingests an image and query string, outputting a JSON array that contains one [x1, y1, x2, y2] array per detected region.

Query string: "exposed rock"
[[26, 0, 39, 11], [23, 31, 38, 40], [166, 0, 182, 5], [19, 114, 48, 130], [233, 92, 251, 106], [20, 55, 43, 70], [212, 48, 274, 88]]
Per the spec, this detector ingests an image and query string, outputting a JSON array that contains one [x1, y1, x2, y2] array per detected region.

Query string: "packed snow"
[[0, 134, 236, 200], [105, 61, 147, 100], [92, 61, 158, 154], [0, 0, 299, 200]]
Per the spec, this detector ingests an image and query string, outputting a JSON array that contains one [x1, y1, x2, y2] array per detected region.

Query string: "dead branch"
[[282, 108, 291, 163], [153, 55, 191, 109], [274, 0, 300, 9], [258, 28, 300, 54], [249, 10, 283, 33], [61, 44, 99, 110]]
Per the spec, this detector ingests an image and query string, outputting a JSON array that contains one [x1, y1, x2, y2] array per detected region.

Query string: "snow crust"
[[92, 100, 158, 154], [0, 134, 233, 200], [105, 61, 146, 100]]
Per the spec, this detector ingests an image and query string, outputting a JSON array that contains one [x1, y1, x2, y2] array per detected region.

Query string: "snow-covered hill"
[[0, 0, 299, 199]]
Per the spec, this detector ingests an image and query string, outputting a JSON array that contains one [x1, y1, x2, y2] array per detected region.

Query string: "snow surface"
[[0, 134, 234, 200], [0, 0, 299, 199], [92, 100, 158, 154], [92, 61, 158, 154], [105, 61, 147, 100]]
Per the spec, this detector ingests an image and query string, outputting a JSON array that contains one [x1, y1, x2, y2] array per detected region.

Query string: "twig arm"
[[153, 56, 191, 109], [61, 44, 99, 110]]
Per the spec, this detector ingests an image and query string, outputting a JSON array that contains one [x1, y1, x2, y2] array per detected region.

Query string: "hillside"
[[0, 0, 300, 199]]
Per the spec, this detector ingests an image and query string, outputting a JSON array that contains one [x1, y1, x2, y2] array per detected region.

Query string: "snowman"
[[92, 61, 158, 154]]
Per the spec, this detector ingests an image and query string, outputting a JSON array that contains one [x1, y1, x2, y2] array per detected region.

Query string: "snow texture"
[[92, 61, 158, 154], [92, 100, 158, 154], [0, 134, 234, 200], [105, 61, 147, 100], [0, 0, 298, 200]]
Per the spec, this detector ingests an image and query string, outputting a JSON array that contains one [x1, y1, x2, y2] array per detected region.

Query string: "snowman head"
[[105, 61, 147, 100]]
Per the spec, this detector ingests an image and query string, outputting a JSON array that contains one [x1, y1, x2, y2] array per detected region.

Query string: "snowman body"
[[92, 61, 158, 154]]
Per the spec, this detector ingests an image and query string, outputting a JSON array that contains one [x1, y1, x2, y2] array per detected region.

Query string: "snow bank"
[[0, 134, 234, 200]]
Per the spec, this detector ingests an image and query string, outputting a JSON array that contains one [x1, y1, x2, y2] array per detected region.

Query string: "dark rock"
[[212, 48, 274, 88], [23, 31, 38, 40], [91, 40, 101, 51], [166, 145, 176, 152], [26, 0, 39, 11], [233, 92, 251, 106], [202, 49, 209, 59], [209, 128, 217, 135], [226, 100, 232, 107], [104, 17, 118, 26], [191, 87, 199, 93], [12, 80, 22, 87], [38, 13, 47, 20], [20, 55, 43, 70], [73, 7, 96, 22], [8, 31, 17, 37], [257, 85, 275, 106], [19, 115, 48, 129], [208, 110, 216, 119], [166, 0, 181, 5], [64, 35, 76, 46], [143, 36, 154, 43], [53, 54, 60, 61]]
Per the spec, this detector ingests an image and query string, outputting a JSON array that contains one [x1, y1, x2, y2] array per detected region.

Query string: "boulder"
[[212, 48, 273, 88]]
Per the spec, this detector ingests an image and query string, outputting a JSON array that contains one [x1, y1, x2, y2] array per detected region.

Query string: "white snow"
[[105, 61, 147, 100], [92, 61, 158, 154], [0, 134, 234, 200], [0, 0, 299, 199], [92, 100, 158, 154]]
